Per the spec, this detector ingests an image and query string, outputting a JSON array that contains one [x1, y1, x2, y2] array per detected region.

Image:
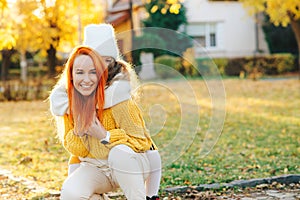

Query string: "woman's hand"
[[87, 114, 107, 140], [73, 127, 87, 137]]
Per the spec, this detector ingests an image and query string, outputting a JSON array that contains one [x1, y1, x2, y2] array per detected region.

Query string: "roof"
[[106, 11, 130, 25], [105, 0, 144, 25]]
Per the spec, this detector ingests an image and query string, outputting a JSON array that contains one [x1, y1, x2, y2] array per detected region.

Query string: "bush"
[[196, 57, 226, 76], [212, 58, 229, 76], [243, 54, 295, 76], [226, 58, 247, 76], [8, 66, 52, 80], [270, 54, 295, 73], [0, 78, 55, 101], [181, 48, 199, 77], [154, 55, 181, 79], [200, 54, 296, 78]]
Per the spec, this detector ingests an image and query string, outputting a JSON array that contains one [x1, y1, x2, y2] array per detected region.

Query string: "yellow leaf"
[[151, 5, 158, 13], [161, 8, 167, 14]]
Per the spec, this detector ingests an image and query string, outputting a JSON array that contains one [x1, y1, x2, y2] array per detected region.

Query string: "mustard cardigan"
[[63, 99, 157, 164]]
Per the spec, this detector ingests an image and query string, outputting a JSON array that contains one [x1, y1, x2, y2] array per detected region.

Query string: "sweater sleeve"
[[69, 155, 81, 164], [62, 115, 90, 157], [110, 99, 156, 152], [64, 132, 89, 157]]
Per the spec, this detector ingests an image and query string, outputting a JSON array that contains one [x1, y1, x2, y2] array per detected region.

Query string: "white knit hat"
[[83, 24, 120, 59]]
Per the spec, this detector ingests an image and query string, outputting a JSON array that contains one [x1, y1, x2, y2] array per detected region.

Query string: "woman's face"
[[72, 55, 98, 96]]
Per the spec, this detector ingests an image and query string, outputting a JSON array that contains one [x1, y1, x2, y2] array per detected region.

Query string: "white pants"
[[145, 150, 161, 197], [60, 145, 150, 200]]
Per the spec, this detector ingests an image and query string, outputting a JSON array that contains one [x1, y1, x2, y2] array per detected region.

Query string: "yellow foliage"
[[240, 0, 300, 26], [161, 7, 167, 14], [167, 0, 177, 4], [0, 0, 104, 53], [0, 30, 16, 49], [0, 0, 7, 10], [151, 5, 158, 13], [169, 3, 181, 14]]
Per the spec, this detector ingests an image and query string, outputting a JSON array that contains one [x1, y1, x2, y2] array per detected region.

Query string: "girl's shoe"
[[146, 195, 160, 200]]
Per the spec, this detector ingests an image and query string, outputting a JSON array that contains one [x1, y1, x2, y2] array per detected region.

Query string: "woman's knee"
[[108, 145, 135, 164], [109, 145, 134, 155]]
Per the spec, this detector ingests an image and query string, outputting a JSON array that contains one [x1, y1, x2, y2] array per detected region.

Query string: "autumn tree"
[[15, 0, 41, 81], [138, 0, 191, 57], [262, 16, 298, 55], [143, 0, 187, 30], [240, 0, 300, 72], [0, 0, 49, 81], [0, 0, 39, 81], [0, 0, 104, 80], [38, 0, 104, 77], [0, 0, 16, 81]]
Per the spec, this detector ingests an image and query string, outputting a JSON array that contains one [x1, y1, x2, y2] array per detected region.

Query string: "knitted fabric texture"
[[83, 24, 119, 59], [63, 99, 157, 164]]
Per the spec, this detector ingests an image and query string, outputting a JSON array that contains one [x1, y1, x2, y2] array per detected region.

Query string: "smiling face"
[[72, 55, 98, 97]]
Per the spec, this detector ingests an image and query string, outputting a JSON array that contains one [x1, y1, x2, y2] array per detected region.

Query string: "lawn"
[[0, 78, 299, 199]]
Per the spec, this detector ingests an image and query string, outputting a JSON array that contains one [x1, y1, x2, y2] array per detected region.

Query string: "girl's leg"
[[60, 163, 115, 200], [145, 150, 161, 197], [108, 144, 150, 200]]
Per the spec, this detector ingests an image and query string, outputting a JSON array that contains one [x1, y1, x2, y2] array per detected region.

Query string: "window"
[[196, 36, 206, 47], [210, 33, 216, 47], [187, 23, 218, 48], [208, 23, 217, 47]]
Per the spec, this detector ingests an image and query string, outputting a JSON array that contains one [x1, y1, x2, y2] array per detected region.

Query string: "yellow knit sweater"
[[63, 99, 157, 164]]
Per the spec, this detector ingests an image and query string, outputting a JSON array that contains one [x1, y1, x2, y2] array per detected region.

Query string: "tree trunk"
[[289, 16, 300, 79], [20, 51, 27, 82], [47, 44, 57, 78], [1, 49, 16, 81]]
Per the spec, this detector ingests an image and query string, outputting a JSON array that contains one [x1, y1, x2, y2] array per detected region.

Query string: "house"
[[183, 0, 269, 58], [105, 0, 269, 59], [105, 0, 146, 61]]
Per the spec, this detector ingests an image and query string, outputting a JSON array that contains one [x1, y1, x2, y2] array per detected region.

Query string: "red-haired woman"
[[51, 45, 160, 200]]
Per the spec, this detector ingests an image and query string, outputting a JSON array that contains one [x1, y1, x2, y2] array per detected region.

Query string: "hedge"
[[197, 53, 296, 77], [153, 53, 296, 79], [0, 79, 55, 101], [154, 55, 182, 79]]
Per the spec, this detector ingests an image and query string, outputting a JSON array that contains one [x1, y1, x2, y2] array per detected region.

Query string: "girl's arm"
[[49, 83, 69, 116]]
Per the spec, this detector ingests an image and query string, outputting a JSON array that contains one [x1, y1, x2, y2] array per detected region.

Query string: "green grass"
[[0, 79, 299, 198], [0, 101, 68, 198], [159, 79, 300, 188]]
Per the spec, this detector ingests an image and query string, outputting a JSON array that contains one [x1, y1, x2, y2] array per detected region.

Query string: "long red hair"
[[64, 46, 108, 132]]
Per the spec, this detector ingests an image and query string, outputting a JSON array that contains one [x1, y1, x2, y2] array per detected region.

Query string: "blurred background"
[[0, 0, 299, 100], [0, 1, 299, 198]]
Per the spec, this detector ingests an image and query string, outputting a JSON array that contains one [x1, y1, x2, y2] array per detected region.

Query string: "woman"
[[50, 24, 160, 200]]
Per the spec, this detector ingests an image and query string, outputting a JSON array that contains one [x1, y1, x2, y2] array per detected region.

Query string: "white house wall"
[[184, 0, 269, 58]]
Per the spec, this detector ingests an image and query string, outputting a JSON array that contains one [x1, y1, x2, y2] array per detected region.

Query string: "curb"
[[164, 174, 300, 193]]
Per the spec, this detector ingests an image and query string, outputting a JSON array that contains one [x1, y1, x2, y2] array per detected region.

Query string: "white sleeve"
[[49, 83, 69, 116], [104, 80, 131, 109]]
